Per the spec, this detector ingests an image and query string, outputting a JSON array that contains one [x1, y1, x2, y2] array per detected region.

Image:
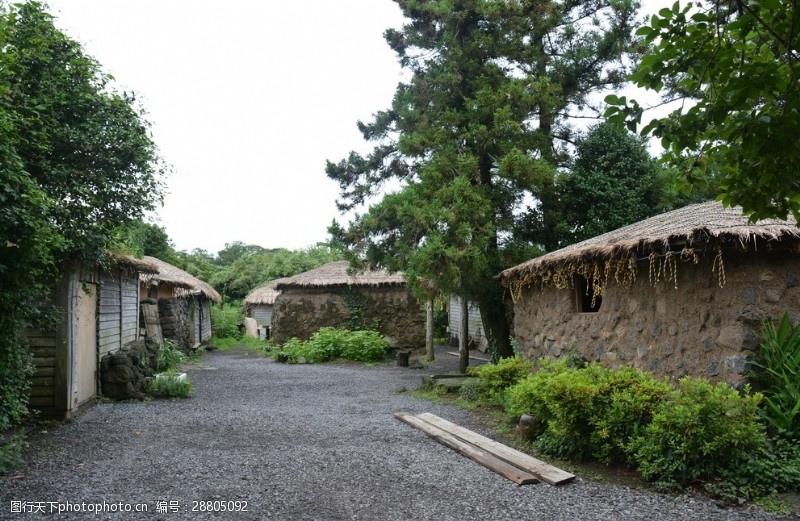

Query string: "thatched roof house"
[[139, 256, 221, 349], [499, 201, 800, 384], [25, 254, 158, 418], [243, 278, 289, 328], [140, 256, 221, 303], [270, 261, 424, 347]]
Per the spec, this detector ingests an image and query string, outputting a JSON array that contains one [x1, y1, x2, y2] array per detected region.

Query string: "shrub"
[[148, 371, 192, 399], [469, 355, 533, 402], [749, 313, 800, 437], [211, 302, 243, 339], [628, 377, 766, 495], [278, 328, 387, 364], [156, 340, 186, 373]]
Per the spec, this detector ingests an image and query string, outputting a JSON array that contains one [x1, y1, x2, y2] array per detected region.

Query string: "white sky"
[[44, 0, 673, 256], [45, 0, 406, 254]]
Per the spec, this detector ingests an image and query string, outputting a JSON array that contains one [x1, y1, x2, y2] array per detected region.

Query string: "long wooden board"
[[394, 412, 538, 485], [417, 412, 575, 485]]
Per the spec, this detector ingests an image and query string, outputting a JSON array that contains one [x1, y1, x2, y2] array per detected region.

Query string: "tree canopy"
[[606, 0, 800, 221], [0, 1, 164, 429], [327, 0, 643, 357]]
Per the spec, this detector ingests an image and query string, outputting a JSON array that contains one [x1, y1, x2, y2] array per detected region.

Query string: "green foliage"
[[505, 362, 670, 462], [211, 303, 244, 339], [148, 371, 192, 399], [0, 1, 163, 430], [113, 220, 177, 264], [553, 122, 664, 247], [469, 356, 533, 402], [327, 0, 644, 358], [277, 328, 387, 364], [0, 434, 27, 474], [210, 245, 343, 302], [606, 1, 800, 221], [749, 314, 800, 436], [155, 341, 186, 373], [628, 378, 766, 496]]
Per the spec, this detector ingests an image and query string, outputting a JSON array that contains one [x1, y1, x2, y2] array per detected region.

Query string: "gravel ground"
[[2, 346, 797, 521]]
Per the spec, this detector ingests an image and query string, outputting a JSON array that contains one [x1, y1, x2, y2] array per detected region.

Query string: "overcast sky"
[[44, 0, 671, 256], [44, 0, 406, 254]]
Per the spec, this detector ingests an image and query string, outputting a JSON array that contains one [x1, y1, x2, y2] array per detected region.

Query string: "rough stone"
[[765, 289, 782, 303], [725, 355, 750, 375], [706, 362, 720, 377]]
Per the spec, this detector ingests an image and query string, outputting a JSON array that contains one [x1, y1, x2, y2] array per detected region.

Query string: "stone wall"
[[510, 250, 800, 385], [158, 297, 191, 349], [271, 286, 425, 348], [99, 339, 159, 400]]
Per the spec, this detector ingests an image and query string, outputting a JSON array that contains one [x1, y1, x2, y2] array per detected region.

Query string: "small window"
[[575, 274, 602, 313]]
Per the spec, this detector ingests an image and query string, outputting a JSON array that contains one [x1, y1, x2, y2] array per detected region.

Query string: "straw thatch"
[[111, 253, 159, 274], [499, 201, 799, 300], [140, 256, 222, 303], [243, 278, 289, 306], [274, 261, 406, 289]]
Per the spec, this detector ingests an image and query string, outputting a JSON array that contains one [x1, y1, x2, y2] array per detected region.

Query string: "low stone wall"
[[271, 286, 425, 348], [510, 250, 800, 386], [158, 297, 191, 349], [99, 339, 159, 400]]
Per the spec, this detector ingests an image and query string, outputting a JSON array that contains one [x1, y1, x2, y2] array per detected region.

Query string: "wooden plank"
[[29, 396, 54, 408], [33, 357, 55, 368], [34, 367, 55, 377], [446, 351, 491, 362], [417, 413, 575, 485], [26, 336, 57, 347], [30, 346, 56, 358], [394, 412, 538, 485]]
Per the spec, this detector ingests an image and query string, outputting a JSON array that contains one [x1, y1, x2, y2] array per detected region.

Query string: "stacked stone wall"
[[99, 339, 159, 400], [158, 297, 191, 349], [271, 286, 425, 348], [510, 250, 800, 385]]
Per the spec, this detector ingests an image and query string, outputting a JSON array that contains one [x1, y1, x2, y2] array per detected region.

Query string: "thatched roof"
[[140, 256, 222, 303], [499, 201, 799, 300], [243, 278, 289, 306], [110, 253, 159, 274], [274, 261, 406, 289]]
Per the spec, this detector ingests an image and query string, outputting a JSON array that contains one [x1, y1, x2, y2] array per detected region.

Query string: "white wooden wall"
[[448, 295, 487, 349]]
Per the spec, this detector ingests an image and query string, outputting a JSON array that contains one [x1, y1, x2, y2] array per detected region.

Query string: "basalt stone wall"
[[271, 285, 425, 348], [100, 339, 159, 400], [158, 297, 191, 349], [510, 250, 800, 386]]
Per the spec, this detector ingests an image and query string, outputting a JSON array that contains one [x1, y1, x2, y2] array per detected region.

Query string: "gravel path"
[[2, 347, 796, 520]]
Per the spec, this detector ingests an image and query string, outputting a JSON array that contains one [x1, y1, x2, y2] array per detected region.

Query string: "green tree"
[[606, 1, 800, 221], [327, 0, 643, 357], [555, 122, 662, 245], [0, 1, 164, 429], [115, 220, 177, 262]]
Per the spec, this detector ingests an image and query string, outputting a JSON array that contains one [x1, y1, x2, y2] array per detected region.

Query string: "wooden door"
[[72, 282, 97, 409]]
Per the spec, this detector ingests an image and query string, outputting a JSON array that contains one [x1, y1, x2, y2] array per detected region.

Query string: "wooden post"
[[425, 298, 434, 362], [459, 296, 468, 374]]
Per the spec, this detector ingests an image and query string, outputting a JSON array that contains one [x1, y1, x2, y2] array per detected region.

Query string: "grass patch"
[[0, 434, 27, 474], [148, 371, 192, 399]]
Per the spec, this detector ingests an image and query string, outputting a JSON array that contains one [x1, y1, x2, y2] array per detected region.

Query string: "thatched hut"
[[498, 200, 800, 385], [25, 254, 157, 418], [243, 278, 288, 330], [270, 261, 425, 347], [139, 256, 221, 349]]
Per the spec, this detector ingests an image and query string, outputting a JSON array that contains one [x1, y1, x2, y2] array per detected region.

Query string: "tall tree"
[[327, 0, 642, 358], [606, 1, 800, 221], [0, 1, 164, 429], [556, 122, 662, 245]]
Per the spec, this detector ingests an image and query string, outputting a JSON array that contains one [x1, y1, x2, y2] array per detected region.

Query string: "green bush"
[[469, 355, 533, 401], [148, 371, 192, 399], [504, 361, 670, 462], [278, 328, 387, 364], [749, 313, 800, 437], [156, 340, 186, 373], [210, 302, 243, 339], [628, 377, 766, 495]]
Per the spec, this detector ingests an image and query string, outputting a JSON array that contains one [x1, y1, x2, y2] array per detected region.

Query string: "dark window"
[[575, 274, 602, 313]]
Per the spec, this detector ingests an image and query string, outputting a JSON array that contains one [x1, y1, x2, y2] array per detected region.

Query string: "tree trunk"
[[426, 298, 435, 362], [478, 283, 513, 359], [459, 296, 469, 374]]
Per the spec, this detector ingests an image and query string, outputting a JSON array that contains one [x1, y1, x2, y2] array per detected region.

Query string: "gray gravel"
[[2, 347, 796, 520]]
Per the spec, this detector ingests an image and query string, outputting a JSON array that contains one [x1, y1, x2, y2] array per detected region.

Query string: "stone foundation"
[[158, 297, 191, 349], [99, 339, 159, 400]]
